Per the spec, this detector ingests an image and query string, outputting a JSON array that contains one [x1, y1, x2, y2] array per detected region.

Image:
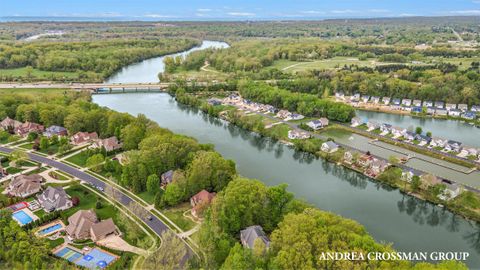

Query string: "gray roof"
[[37, 186, 71, 212], [240, 225, 270, 249], [323, 141, 339, 149]]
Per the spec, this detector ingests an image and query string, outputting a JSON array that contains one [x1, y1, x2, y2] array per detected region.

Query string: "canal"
[[94, 40, 480, 268]]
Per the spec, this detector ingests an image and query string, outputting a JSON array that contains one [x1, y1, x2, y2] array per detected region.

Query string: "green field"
[[0, 88, 69, 94], [0, 67, 79, 80], [65, 151, 90, 167]]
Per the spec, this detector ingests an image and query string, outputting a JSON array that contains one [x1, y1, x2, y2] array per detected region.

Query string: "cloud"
[[226, 12, 255, 16], [398, 13, 418, 17], [197, 8, 212, 12], [330, 9, 357, 14], [301, 10, 326, 15], [449, 9, 480, 15], [143, 13, 177, 18], [368, 9, 390, 13]]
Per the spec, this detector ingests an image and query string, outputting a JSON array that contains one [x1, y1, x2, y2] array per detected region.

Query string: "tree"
[[415, 126, 422, 134], [426, 131, 432, 137], [411, 175, 421, 191], [9, 149, 28, 166], [39, 137, 49, 150], [27, 132, 38, 142], [221, 243, 255, 270], [95, 200, 102, 209], [86, 153, 105, 172], [146, 174, 160, 194], [143, 230, 188, 270], [154, 189, 165, 209]]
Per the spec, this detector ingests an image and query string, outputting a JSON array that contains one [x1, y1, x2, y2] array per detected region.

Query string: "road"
[[0, 82, 171, 90]]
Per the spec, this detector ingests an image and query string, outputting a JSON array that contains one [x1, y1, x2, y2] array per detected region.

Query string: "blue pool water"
[[12, 210, 33, 225], [76, 248, 116, 269], [38, 224, 62, 235]]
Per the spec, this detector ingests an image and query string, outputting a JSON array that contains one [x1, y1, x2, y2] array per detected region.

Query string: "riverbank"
[[171, 90, 480, 224]]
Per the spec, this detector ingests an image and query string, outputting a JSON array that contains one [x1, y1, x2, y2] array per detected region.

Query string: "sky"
[[2, 0, 480, 20]]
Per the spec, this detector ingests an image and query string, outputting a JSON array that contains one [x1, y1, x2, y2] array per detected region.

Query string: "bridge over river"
[[0, 82, 174, 93]]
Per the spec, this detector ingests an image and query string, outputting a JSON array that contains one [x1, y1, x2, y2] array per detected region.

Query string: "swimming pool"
[[38, 223, 62, 236], [12, 210, 33, 225]]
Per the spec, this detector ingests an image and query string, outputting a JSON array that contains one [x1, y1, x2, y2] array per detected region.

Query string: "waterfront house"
[[37, 186, 73, 212], [415, 134, 432, 146], [448, 109, 461, 117], [91, 136, 122, 152], [66, 209, 120, 242], [44, 125, 68, 137], [358, 154, 374, 168], [445, 103, 457, 110], [435, 108, 447, 116], [462, 111, 477, 120], [288, 130, 310, 140], [0, 117, 22, 131], [458, 104, 468, 112], [403, 131, 416, 141], [344, 151, 354, 164], [444, 140, 462, 152], [429, 137, 447, 148], [366, 121, 380, 131], [434, 101, 444, 109], [392, 98, 401, 106], [458, 147, 478, 158], [361, 95, 370, 103], [287, 113, 305, 121], [368, 159, 389, 177], [15, 122, 44, 137], [402, 106, 412, 112], [380, 123, 392, 135], [423, 101, 433, 107], [276, 110, 291, 119], [382, 97, 391, 105], [307, 118, 329, 130], [471, 105, 480, 112], [352, 93, 361, 101], [70, 131, 98, 146], [401, 171, 414, 182], [438, 182, 462, 201], [351, 117, 363, 127], [413, 100, 422, 107], [161, 170, 174, 188], [7, 174, 43, 198], [391, 126, 406, 138], [321, 141, 339, 153], [207, 98, 222, 106], [371, 96, 380, 104], [402, 99, 412, 107], [426, 107, 436, 115], [412, 106, 422, 113], [335, 92, 345, 100], [190, 189, 216, 218], [240, 225, 270, 249]]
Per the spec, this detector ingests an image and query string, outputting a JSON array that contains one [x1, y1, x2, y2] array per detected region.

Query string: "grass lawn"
[[6, 167, 23, 174], [266, 123, 290, 140], [38, 144, 60, 155], [26, 166, 48, 175], [0, 67, 79, 80], [47, 237, 65, 249], [138, 191, 156, 205], [65, 151, 90, 167], [63, 184, 116, 220], [163, 202, 196, 231], [0, 88, 70, 95], [19, 143, 34, 150], [48, 171, 70, 180]]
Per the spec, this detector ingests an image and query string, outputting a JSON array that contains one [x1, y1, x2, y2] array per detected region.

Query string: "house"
[[91, 136, 122, 152], [402, 106, 412, 112], [434, 101, 444, 109], [207, 98, 222, 106], [0, 117, 22, 131], [382, 97, 391, 105], [70, 132, 99, 145], [438, 182, 462, 201], [240, 225, 270, 249], [380, 123, 392, 135], [369, 159, 389, 176], [412, 106, 422, 113], [37, 186, 73, 212], [458, 147, 478, 158], [15, 122, 44, 137], [190, 189, 216, 218], [361, 95, 370, 103], [306, 119, 328, 130], [321, 141, 339, 153], [351, 117, 363, 127], [423, 101, 433, 107], [7, 174, 43, 198], [401, 171, 414, 182], [357, 154, 374, 168], [366, 121, 380, 131], [402, 99, 412, 107], [471, 105, 480, 112], [288, 130, 310, 140], [287, 113, 304, 121], [426, 107, 436, 115], [335, 92, 345, 100], [413, 100, 422, 107], [458, 104, 468, 112], [352, 93, 361, 101], [66, 209, 120, 241], [403, 131, 416, 141], [276, 110, 291, 119], [430, 137, 447, 148], [371, 96, 380, 104], [462, 111, 477, 120], [415, 134, 432, 146], [161, 170, 174, 188], [446, 103, 457, 110], [44, 125, 68, 137], [435, 108, 447, 116], [391, 126, 406, 138], [392, 98, 401, 106], [445, 140, 462, 152], [344, 151, 354, 164], [448, 109, 461, 117]]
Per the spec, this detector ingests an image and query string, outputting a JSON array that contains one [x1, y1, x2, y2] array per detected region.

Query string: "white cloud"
[[330, 9, 357, 14], [143, 13, 177, 18], [449, 9, 480, 15], [368, 9, 390, 13], [301, 10, 326, 15], [227, 12, 255, 16], [398, 13, 418, 17], [197, 8, 212, 12]]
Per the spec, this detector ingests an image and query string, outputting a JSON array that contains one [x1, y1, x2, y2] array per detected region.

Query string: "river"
[[93, 41, 480, 268]]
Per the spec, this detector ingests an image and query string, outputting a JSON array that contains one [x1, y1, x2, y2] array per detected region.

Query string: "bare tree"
[[144, 230, 188, 270]]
